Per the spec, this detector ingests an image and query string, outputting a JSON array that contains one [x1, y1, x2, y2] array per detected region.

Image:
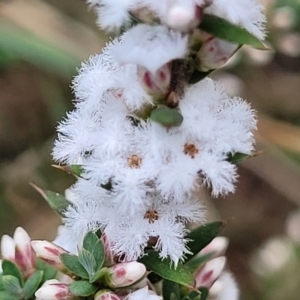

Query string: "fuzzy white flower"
[[205, 0, 266, 39], [108, 25, 188, 74], [128, 286, 162, 300]]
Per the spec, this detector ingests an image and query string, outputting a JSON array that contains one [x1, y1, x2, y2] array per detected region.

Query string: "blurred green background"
[[1, 0, 300, 299]]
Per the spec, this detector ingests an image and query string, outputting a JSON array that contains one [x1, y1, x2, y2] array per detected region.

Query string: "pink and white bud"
[[102, 233, 115, 267], [1, 234, 16, 260], [195, 257, 226, 288], [14, 227, 36, 274], [31, 240, 68, 272], [165, 4, 202, 32], [35, 279, 72, 300], [94, 290, 121, 300], [199, 237, 229, 258], [128, 287, 162, 300], [197, 37, 238, 71], [138, 64, 171, 98], [105, 262, 146, 288]]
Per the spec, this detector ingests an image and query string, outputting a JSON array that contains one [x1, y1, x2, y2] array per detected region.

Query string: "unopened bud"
[[104, 262, 146, 288], [197, 37, 238, 71], [14, 227, 36, 274], [102, 233, 115, 267], [138, 65, 171, 98], [31, 241, 68, 272], [35, 279, 72, 300], [1, 235, 15, 260], [166, 4, 202, 32], [199, 237, 229, 258], [94, 290, 121, 300], [195, 257, 226, 288]]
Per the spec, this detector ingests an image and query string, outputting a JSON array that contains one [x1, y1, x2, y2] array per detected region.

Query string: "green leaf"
[[82, 232, 105, 272], [83, 232, 100, 253], [147, 272, 162, 284], [89, 268, 106, 284], [69, 280, 98, 297], [30, 183, 73, 217], [78, 249, 97, 278], [60, 254, 89, 279], [199, 288, 209, 300], [36, 259, 57, 281], [150, 106, 183, 127], [0, 290, 19, 300], [1, 260, 24, 287], [162, 279, 180, 300], [188, 70, 212, 84], [52, 164, 83, 177], [185, 222, 223, 261], [0, 274, 4, 291], [23, 271, 43, 299], [199, 14, 267, 50], [139, 251, 194, 287], [2, 275, 22, 296], [227, 151, 261, 164]]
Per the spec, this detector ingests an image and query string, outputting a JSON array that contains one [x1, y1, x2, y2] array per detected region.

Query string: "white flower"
[[108, 25, 188, 74], [204, 0, 266, 40], [128, 286, 162, 300]]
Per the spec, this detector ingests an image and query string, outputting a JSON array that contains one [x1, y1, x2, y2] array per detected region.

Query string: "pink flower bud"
[[1, 234, 15, 260], [31, 240, 68, 272], [105, 262, 146, 288], [165, 4, 202, 32], [35, 279, 71, 300], [138, 65, 171, 98], [102, 233, 115, 267], [197, 37, 238, 71], [14, 227, 36, 275], [94, 290, 121, 300], [195, 257, 226, 288], [199, 237, 229, 258]]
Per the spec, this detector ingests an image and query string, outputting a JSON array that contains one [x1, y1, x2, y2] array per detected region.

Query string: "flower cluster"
[[52, 0, 265, 265]]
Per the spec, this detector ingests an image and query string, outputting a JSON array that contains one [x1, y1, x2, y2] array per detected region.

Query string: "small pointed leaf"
[[227, 151, 261, 164], [2, 275, 22, 296], [1, 260, 23, 287], [185, 222, 223, 261], [82, 232, 105, 271], [189, 70, 212, 84], [0, 291, 19, 300], [83, 232, 100, 253], [162, 279, 180, 300], [30, 183, 73, 217], [69, 280, 98, 297], [199, 14, 267, 50], [0, 274, 4, 291], [150, 106, 183, 127], [78, 249, 97, 278], [60, 254, 89, 279], [139, 251, 194, 287], [23, 270, 43, 299], [199, 288, 209, 300], [36, 258, 57, 281], [52, 164, 83, 177]]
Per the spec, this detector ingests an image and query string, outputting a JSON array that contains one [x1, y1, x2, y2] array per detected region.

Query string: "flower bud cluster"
[[193, 237, 239, 300], [1, 227, 36, 278], [52, 0, 266, 265]]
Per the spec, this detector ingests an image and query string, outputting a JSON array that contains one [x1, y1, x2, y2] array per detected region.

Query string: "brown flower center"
[[144, 210, 159, 224], [183, 143, 199, 158], [127, 155, 142, 168]]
